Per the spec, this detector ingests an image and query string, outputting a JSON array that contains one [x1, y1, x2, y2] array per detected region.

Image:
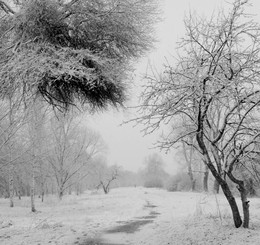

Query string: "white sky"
[[85, 0, 260, 174]]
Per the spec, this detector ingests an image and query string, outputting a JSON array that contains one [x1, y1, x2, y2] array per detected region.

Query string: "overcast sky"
[[85, 0, 260, 174]]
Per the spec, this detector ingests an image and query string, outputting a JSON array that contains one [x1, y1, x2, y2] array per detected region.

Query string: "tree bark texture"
[[203, 165, 209, 192], [213, 179, 220, 194], [246, 178, 255, 197], [58, 184, 64, 200], [241, 190, 250, 228], [58, 190, 63, 200], [31, 170, 36, 212], [208, 161, 242, 228], [237, 183, 250, 228], [220, 181, 242, 228], [191, 179, 196, 192], [41, 191, 44, 202], [9, 170, 14, 207], [31, 157, 36, 212], [196, 133, 242, 228]]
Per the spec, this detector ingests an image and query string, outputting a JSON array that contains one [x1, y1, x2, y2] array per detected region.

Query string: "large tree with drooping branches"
[[0, 0, 158, 110]]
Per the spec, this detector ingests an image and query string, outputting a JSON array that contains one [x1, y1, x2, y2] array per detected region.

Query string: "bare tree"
[[26, 100, 48, 212], [6, 96, 21, 207], [0, 96, 27, 206], [35, 157, 50, 202], [47, 113, 103, 199], [96, 164, 120, 194], [139, 0, 260, 228]]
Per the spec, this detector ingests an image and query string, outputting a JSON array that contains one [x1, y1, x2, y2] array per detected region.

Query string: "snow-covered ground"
[[0, 187, 260, 245]]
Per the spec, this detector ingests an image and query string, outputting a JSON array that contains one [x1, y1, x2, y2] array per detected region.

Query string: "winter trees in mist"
[[0, 0, 158, 210], [0, 103, 105, 204], [47, 112, 105, 200]]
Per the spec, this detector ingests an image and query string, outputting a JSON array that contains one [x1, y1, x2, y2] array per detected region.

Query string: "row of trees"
[[0, 118, 172, 202], [0, 0, 158, 211], [0, 102, 106, 205]]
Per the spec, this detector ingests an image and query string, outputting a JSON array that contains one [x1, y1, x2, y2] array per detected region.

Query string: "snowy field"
[[0, 187, 260, 245]]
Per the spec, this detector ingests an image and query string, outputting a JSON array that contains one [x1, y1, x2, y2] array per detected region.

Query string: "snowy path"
[[1, 188, 260, 244], [80, 189, 260, 245], [98, 190, 209, 245]]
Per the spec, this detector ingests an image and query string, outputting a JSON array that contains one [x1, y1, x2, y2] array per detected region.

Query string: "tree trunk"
[[9, 165, 14, 208], [100, 181, 109, 194], [182, 141, 196, 191], [58, 187, 64, 200], [207, 163, 242, 228], [213, 179, 220, 194], [246, 178, 255, 197], [8, 96, 14, 208], [31, 187, 36, 212], [226, 171, 250, 228], [31, 156, 36, 212], [191, 179, 196, 192], [196, 133, 242, 228], [103, 185, 108, 194], [31, 169, 36, 212], [219, 181, 242, 227], [238, 183, 250, 228], [40, 182, 44, 202], [203, 165, 209, 192], [18, 190, 21, 200], [41, 191, 44, 202], [59, 191, 63, 200], [51, 183, 54, 195]]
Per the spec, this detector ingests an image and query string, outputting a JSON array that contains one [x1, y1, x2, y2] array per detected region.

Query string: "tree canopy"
[[0, 0, 158, 110]]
